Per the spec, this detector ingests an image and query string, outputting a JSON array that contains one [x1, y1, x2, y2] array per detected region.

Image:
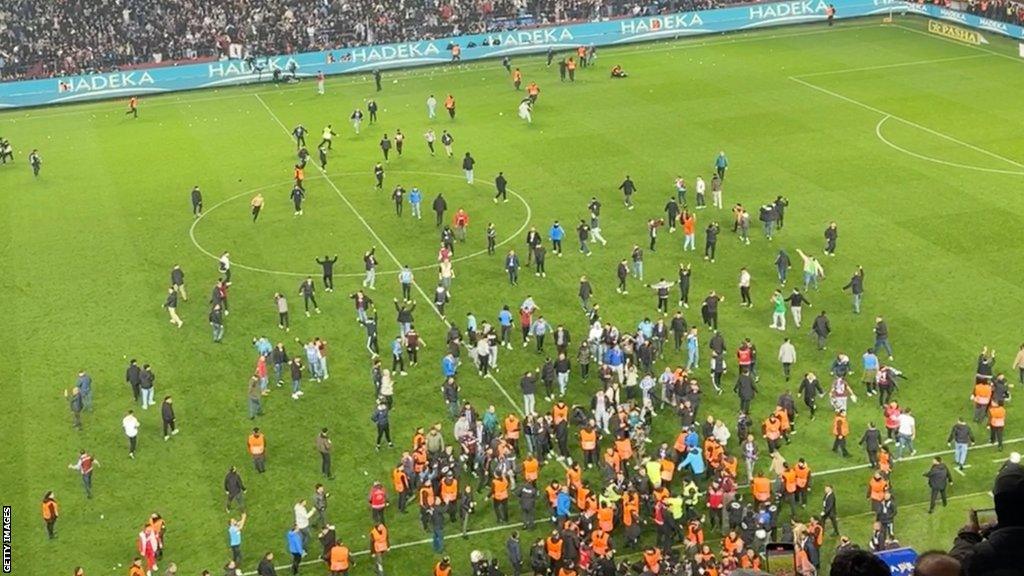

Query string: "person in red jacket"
[[368, 482, 389, 525]]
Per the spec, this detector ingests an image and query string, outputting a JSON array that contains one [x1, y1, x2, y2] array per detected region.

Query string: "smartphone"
[[765, 542, 797, 576], [971, 508, 998, 529]]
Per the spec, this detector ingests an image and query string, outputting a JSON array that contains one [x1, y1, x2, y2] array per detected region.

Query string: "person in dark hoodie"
[[950, 453, 1024, 575]]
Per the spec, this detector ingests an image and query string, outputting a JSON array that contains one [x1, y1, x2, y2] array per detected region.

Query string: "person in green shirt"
[[771, 290, 787, 330]]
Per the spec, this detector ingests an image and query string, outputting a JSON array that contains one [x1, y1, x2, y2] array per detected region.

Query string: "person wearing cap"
[[950, 461, 1024, 573]]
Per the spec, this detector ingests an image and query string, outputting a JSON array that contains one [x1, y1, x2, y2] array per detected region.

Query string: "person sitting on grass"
[[611, 65, 628, 78]]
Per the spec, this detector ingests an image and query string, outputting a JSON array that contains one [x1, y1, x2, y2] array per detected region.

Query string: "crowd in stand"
[[0, 0, 734, 81], [959, 0, 1024, 24]]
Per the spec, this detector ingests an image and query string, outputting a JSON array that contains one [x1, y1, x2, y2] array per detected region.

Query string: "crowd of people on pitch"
[[0, 0, 743, 80]]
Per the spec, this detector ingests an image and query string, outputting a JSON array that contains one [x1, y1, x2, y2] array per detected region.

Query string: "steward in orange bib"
[[989, 401, 1007, 449], [794, 458, 812, 507], [329, 542, 351, 575], [434, 557, 452, 576], [522, 454, 540, 484], [248, 428, 267, 473], [751, 473, 771, 504], [579, 424, 599, 468], [491, 474, 510, 523]]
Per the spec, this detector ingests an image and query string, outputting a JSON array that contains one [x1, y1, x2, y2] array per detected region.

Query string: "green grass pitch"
[[3, 15, 1024, 575]]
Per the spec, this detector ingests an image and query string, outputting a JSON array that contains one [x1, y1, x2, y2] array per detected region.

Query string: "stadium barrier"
[[0, 0, 1020, 109]]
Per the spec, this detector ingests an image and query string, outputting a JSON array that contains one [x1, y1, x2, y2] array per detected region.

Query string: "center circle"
[[188, 171, 533, 277]]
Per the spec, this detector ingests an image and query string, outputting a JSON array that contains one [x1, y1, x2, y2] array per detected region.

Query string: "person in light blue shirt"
[[466, 312, 478, 342], [253, 336, 272, 357], [549, 221, 565, 255], [286, 525, 305, 573], [227, 516, 246, 564], [304, 340, 322, 381], [498, 306, 513, 349], [637, 318, 654, 340], [76, 370, 93, 412], [678, 446, 705, 475], [442, 353, 457, 378], [398, 266, 414, 300], [862, 349, 879, 396], [686, 329, 699, 370], [409, 187, 422, 219], [714, 150, 728, 180], [391, 337, 406, 375], [532, 316, 551, 353]]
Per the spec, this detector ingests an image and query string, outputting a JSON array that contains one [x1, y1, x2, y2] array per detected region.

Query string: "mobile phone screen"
[[974, 508, 998, 527], [766, 543, 797, 576]]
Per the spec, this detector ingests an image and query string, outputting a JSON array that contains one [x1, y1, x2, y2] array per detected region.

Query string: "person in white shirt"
[[293, 499, 315, 543], [738, 268, 752, 307], [122, 410, 140, 459], [426, 94, 437, 119], [896, 409, 917, 459], [695, 176, 707, 209], [778, 338, 797, 381], [517, 99, 532, 124], [218, 252, 232, 284], [712, 419, 731, 447]]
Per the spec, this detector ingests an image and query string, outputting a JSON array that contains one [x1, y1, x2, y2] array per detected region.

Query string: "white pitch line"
[[187, 172, 533, 277], [811, 437, 1024, 478], [875, 115, 1024, 176], [253, 93, 526, 419], [789, 75, 1024, 170], [790, 53, 990, 78], [842, 490, 992, 520]]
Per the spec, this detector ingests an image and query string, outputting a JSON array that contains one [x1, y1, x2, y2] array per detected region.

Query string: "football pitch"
[[3, 15, 1024, 575]]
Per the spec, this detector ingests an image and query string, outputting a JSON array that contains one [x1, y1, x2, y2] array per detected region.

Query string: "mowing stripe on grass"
[[843, 489, 991, 519], [811, 436, 1024, 479], [789, 76, 1024, 170], [253, 93, 527, 422]]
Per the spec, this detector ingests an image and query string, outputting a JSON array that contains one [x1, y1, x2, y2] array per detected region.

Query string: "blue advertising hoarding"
[[876, 547, 919, 575], [0, 0, 1020, 109]]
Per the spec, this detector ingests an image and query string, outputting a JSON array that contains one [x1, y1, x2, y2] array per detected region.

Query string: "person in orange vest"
[[522, 453, 540, 485], [127, 558, 146, 576], [527, 82, 540, 104], [642, 546, 662, 574], [972, 380, 993, 423], [392, 462, 410, 513], [434, 557, 452, 576], [451, 44, 462, 62], [41, 491, 59, 539], [866, 471, 888, 511], [439, 473, 459, 522], [512, 68, 523, 90], [579, 422, 599, 468], [444, 94, 456, 119], [590, 528, 610, 557], [722, 530, 744, 558], [832, 410, 851, 457], [491, 472, 511, 523], [329, 540, 352, 575], [740, 548, 763, 570], [576, 46, 588, 67], [558, 560, 578, 576], [763, 414, 783, 453], [370, 523, 389, 574], [751, 472, 771, 504], [505, 414, 521, 456], [417, 482, 435, 531], [989, 401, 1007, 450], [247, 428, 266, 473], [566, 58, 577, 82], [126, 96, 139, 118], [794, 457, 812, 508], [780, 463, 799, 518], [825, 3, 836, 26], [545, 530, 564, 573]]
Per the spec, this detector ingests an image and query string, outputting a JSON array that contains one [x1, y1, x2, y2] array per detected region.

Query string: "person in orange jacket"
[[41, 491, 59, 539]]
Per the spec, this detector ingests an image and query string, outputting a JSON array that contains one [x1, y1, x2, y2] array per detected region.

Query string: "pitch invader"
[[291, 185, 305, 216], [125, 96, 139, 118], [293, 124, 307, 149]]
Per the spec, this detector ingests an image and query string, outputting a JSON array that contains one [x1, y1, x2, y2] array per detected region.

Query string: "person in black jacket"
[[372, 403, 393, 450], [820, 484, 839, 535], [161, 396, 178, 440], [125, 359, 142, 402], [950, 460, 1024, 575], [315, 256, 338, 292], [494, 172, 508, 203], [433, 193, 448, 227], [507, 532, 523, 576], [925, 457, 953, 513], [224, 466, 246, 512], [860, 422, 882, 468], [812, 311, 831, 350], [257, 551, 277, 576], [824, 221, 838, 255]]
